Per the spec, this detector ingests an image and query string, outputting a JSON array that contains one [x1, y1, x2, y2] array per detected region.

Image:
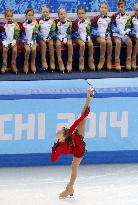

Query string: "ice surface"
[[0, 164, 138, 205]]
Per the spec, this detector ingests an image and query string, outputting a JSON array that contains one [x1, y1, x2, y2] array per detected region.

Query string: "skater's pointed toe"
[[59, 186, 74, 198], [87, 87, 94, 98]]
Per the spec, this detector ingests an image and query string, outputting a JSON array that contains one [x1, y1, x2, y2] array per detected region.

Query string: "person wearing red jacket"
[[51, 86, 94, 198]]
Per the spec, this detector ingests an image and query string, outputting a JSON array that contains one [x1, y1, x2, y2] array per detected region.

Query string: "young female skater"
[[112, 0, 132, 71], [51, 86, 94, 198], [38, 5, 56, 71], [0, 9, 20, 73], [130, 3, 138, 70], [73, 6, 95, 72], [91, 2, 112, 70], [55, 7, 73, 73], [20, 8, 39, 73]]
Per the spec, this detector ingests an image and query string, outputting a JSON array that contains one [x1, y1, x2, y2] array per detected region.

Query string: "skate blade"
[[59, 194, 74, 199], [88, 87, 94, 97]]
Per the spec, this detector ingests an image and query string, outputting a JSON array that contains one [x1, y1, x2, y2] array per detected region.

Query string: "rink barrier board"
[[0, 79, 138, 166], [0, 151, 138, 167], [0, 87, 138, 100]]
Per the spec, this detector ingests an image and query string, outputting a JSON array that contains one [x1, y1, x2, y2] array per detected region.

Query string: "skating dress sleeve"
[[51, 142, 62, 162]]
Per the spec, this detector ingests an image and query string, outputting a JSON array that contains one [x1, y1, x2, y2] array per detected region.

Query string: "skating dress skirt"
[[51, 108, 90, 162]]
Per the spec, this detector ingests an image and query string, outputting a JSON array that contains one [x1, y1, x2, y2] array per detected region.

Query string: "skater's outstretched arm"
[[51, 143, 61, 162]]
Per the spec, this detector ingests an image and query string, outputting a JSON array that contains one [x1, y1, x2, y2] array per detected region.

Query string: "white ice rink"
[[0, 164, 138, 205]]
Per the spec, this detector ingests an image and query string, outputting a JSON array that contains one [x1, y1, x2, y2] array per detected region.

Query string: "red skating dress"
[[51, 108, 90, 162]]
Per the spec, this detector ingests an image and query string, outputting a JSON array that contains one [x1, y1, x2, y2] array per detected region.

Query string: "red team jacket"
[[51, 108, 90, 162]]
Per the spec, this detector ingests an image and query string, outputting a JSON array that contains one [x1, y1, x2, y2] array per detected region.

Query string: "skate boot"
[[107, 56, 112, 70], [87, 87, 94, 98], [115, 58, 121, 71], [88, 57, 95, 71], [97, 57, 105, 70], [131, 57, 136, 70], [23, 61, 29, 74], [31, 62, 36, 74], [67, 58, 72, 72], [79, 57, 84, 72], [59, 185, 74, 198], [42, 58, 48, 70], [126, 57, 131, 71], [58, 58, 65, 73], [1, 61, 7, 73], [11, 60, 18, 74], [50, 57, 55, 72]]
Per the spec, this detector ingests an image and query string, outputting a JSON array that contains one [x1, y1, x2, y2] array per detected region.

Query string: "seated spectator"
[[91, 2, 112, 70], [38, 5, 56, 72], [55, 7, 73, 73], [73, 6, 95, 72], [112, 0, 132, 71], [0, 9, 20, 74], [130, 3, 138, 70], [20, 8, 39, 73]]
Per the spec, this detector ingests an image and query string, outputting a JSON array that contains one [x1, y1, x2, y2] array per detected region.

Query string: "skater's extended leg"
[[76, 87, 94, 136]]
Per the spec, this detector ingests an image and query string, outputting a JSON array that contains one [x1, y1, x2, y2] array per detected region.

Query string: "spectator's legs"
[[96, 37, 106, 70], [48, 39, 55, 72], [77, 39, 85, 72], [11, 45, 18, 73], [56, 39, 65, 73], [23, 45, 30, 73], [106, 38, 112, 70], [39, 39, 48, 70], [114, 37, 121, 71], [1, 46, 8, 73], [132, 38, 138, 70], [87, 40, 95, 71], [31, 45, 36, 73], [67, 39, 73, 72], [124, 37, 132, 70]]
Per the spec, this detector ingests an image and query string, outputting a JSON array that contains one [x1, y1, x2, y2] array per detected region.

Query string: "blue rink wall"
[[0, 79, 138, 167], [0, 0, 136, 13]]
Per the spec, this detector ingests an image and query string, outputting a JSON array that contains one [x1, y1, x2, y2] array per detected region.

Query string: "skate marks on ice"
[[0, 164, 138, 205]]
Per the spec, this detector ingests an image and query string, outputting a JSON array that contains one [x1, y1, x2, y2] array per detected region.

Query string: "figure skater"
[[130, 3, 138, 70], [91, 2, 112, 70], [112, 0, 132, 71], [38, 5, 56, 71], [20, 8, 39, 73], [55, 7, 73, 73], [73, 6, 95, 72], [51, 86, 94, 198], [0, 9, 20, 74]]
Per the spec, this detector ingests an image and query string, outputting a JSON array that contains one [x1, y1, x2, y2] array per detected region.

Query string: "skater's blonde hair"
[[4, 9, 13, 17], [41, 5, 51, 12], [57, 7, 67, 15]]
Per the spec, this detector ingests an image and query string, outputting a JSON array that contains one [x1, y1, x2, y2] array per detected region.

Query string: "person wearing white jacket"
[[130, 3, 138, 70], [112, 0, 132, 71], [0, 9, 20, 74], [73, 6, 95, 72]]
